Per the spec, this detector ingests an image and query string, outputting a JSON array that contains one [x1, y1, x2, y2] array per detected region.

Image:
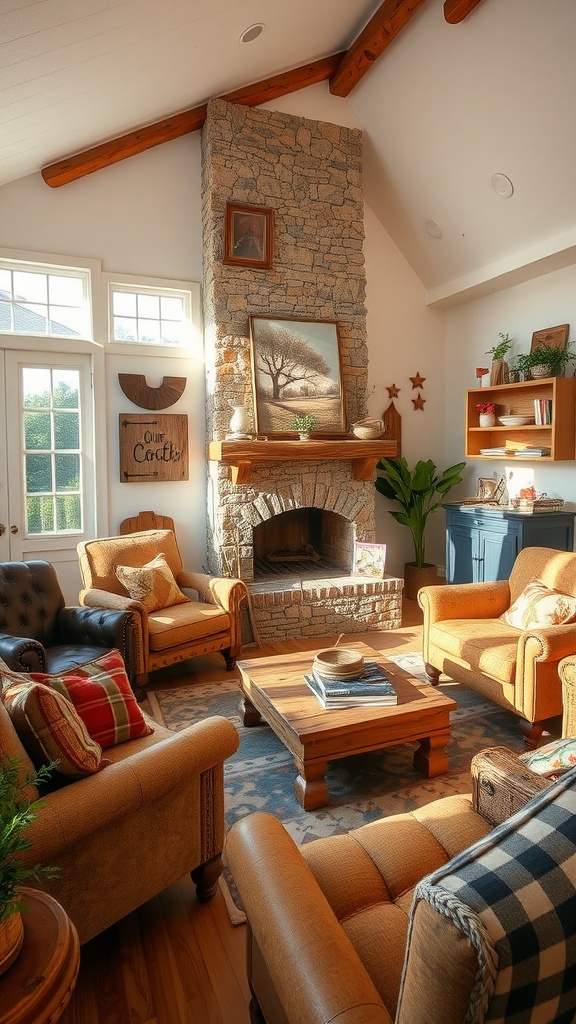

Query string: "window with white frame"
[[0, 258, 91, 339], [105, 275, 201, 352]]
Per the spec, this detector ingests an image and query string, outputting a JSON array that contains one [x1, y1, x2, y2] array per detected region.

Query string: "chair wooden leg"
[[191, 854, 223, 901], [223, 647, 238, 671], [425, 663, 441, 685], [519, 719, 545, 750]]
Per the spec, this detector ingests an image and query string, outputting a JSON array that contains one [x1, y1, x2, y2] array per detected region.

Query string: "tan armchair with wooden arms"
[[77, 529, 247, 692]]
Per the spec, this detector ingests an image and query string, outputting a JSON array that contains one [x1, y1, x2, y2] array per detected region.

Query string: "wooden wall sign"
[[119, 414, 189, 482]]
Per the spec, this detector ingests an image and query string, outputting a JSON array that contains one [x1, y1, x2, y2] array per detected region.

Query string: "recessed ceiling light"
[[491, 172, 514, 198], [240, 23, 265, 43], [425, 220, 443, 239]]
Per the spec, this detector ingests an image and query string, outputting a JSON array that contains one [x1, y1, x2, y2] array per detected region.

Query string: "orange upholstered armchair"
[[419, 546, 576, 748], [77, 529, 247, 692]]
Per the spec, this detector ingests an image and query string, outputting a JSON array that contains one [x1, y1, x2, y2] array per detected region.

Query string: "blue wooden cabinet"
[[443, 504, 575, 583]]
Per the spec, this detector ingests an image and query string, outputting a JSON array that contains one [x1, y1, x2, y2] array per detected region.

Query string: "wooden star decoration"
[[412, 393, 426, 411], [409, 371, 426, 390], [386, 383, 400, 398]]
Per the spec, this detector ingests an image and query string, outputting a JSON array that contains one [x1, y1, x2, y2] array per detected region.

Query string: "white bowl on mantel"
[[351, 419, 384, 439]]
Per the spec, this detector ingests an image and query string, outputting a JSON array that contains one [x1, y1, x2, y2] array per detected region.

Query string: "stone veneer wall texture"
[[201, 99, 401, 639]]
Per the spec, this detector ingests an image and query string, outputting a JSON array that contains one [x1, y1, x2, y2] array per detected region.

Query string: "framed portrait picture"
[[249, 316, 346, 435], [530, 323, 569, 353], [223, 202, 274, 269]]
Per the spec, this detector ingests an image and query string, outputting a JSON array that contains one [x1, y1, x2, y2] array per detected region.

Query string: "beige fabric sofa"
[[1, 698, 239, 944], [418, 546, 576, 747]]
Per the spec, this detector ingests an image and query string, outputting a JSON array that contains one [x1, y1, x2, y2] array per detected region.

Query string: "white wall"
[[0, 134, 208, 572], [445, 264, 576, 539], [363, 207, 448, 578]]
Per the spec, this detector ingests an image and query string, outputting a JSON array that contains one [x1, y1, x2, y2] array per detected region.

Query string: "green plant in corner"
[[375, 457, 466, 569], [486, 332, 513, 361], [289, 414, 317, 433], [0, 757, 58, 922], [527, 341, 576, 377]]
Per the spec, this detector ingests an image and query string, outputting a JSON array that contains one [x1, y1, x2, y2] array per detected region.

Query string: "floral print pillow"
[[500, 578, 576, 630]]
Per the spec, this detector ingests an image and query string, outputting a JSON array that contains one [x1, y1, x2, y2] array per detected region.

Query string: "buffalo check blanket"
[[406, 765, 576, 1024]]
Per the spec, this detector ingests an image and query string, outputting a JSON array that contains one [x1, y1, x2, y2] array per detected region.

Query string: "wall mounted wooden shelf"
[[208, 438, 397, 484], [466, 377, 576, 461]]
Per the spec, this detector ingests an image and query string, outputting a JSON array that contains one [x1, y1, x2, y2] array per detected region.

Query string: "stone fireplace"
[[201, 98, 402, 641]]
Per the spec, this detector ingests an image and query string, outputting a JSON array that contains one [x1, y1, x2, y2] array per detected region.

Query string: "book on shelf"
[[514, 448, 551, 457], [479, 447, 516, 456], [305, 659, 398, 708], [533, 398, 552, 425]]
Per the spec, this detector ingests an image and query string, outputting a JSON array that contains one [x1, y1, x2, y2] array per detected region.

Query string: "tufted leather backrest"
[[0, 560, 65, 645]]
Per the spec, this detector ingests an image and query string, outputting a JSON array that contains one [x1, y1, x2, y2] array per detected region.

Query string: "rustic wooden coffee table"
[[238, 641, 456, 810]]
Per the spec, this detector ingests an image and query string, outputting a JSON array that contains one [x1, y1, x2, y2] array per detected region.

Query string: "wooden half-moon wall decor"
[[118, 374, 187, 410]]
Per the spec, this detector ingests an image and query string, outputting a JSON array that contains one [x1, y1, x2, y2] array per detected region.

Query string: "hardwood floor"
[[61, 599, 424, 1024]]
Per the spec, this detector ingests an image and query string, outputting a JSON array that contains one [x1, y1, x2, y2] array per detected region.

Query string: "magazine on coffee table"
[[305, 660, 397, 708]]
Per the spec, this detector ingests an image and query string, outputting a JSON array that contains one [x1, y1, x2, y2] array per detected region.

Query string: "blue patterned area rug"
[[147, 651, 552, 922]]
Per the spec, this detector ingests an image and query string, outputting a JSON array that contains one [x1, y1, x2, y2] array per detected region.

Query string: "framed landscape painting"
[[249, 316, 346, 435]]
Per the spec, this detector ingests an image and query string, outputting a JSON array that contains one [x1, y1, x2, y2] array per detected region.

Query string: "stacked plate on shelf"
[[498, 415, 534, 426]]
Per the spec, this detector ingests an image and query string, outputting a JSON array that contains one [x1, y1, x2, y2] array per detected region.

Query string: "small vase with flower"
[[476, 401, 496, 427]]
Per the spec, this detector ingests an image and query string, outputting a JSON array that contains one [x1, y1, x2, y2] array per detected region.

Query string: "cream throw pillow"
[[115, 552, 190, 612], [499, 577, 576, 630]]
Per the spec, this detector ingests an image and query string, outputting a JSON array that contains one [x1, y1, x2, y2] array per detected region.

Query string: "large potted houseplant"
[[375, 457, 466, 599], [0, 757, 57, 974]]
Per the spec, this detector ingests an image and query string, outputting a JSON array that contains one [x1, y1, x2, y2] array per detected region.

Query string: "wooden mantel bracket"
[[208, 438, 397, 485]]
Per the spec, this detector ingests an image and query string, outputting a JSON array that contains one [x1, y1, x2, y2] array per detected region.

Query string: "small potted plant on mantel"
[[290, 414, 317, 440], [0, 757, 57, 975]]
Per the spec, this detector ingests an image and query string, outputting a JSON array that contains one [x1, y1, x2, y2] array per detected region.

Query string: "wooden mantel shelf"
[[208, 438, 397, 484]]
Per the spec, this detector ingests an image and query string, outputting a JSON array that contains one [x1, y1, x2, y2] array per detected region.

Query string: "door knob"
[[10, 525, 18, 534], [0, 524, 4, 535]]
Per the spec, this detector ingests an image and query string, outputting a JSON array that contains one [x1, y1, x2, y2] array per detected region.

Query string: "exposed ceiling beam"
[[41, 53, 344, 188], [443, 0, 485, 24], [329, 0, 428, 98]]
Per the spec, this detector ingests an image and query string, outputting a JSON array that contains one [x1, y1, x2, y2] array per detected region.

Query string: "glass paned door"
[[3, 351, 95, 601]]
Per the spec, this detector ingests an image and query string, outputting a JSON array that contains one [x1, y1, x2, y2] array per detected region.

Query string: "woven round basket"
[[313, 648, 365, 680]]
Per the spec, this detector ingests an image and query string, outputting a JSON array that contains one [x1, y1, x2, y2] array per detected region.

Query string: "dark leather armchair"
[[0, 560, 137, 682]]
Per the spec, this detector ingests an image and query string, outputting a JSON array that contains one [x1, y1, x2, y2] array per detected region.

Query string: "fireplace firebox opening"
[[252, 507, 354, 580]]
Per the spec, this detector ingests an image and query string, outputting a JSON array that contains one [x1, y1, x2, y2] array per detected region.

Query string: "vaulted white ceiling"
[[2, 0, 576, 303]]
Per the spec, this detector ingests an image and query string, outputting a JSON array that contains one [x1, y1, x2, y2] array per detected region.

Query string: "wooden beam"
[[41, 53, 344, 188], [443, 0, 484, 23], [329, 0, 428, 98]]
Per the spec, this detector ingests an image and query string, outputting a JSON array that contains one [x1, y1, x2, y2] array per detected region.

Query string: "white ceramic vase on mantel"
[[226, 403, 251, 440]]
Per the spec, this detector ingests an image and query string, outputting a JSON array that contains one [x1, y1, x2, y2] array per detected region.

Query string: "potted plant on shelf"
[[526, 341, 576, 379], [476, 401, 497, 427], [375, 457, 466, 600], [486, 333, 513, 386], [290, 414, 317, 440], [0, 757, 57, 975]]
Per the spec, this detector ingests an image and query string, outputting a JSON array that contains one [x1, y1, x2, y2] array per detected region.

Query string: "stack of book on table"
[[305, 660, 397, 709]]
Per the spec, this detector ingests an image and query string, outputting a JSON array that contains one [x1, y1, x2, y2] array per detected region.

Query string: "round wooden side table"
[[0, 888, 80, 1024]]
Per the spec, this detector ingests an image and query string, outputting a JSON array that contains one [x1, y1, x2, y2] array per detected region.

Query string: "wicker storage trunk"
[[471, 746, 551, 826]]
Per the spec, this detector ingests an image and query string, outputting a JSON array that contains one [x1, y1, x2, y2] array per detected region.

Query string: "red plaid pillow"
[[30, 649, 153, 749]]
